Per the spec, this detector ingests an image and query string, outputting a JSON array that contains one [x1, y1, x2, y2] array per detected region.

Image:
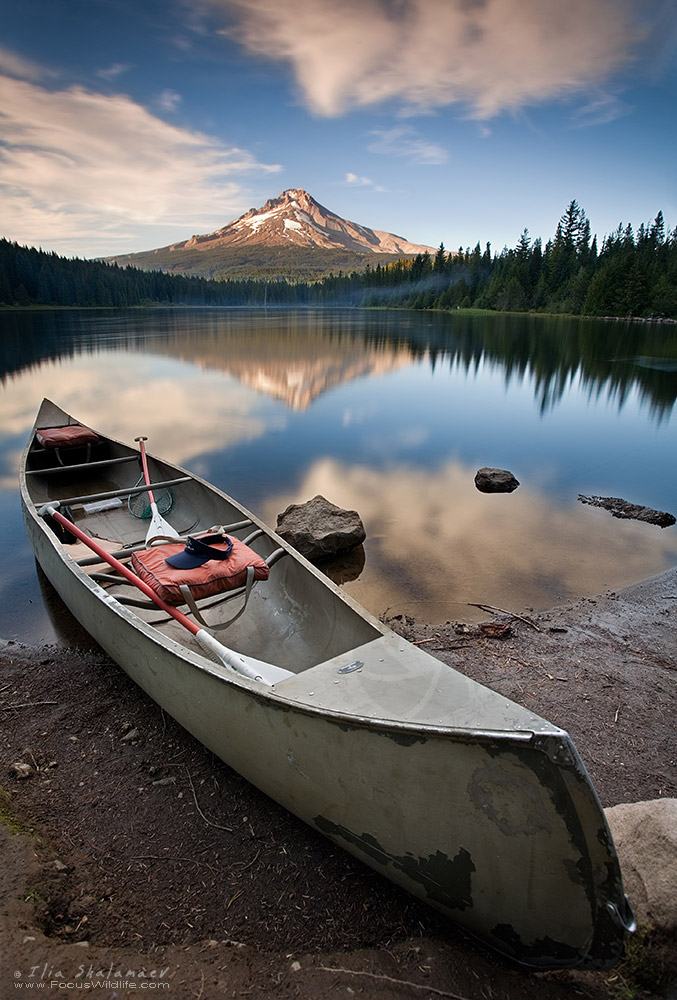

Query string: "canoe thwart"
[[26, 454, 139, 476], [46, 477, 192, 508]]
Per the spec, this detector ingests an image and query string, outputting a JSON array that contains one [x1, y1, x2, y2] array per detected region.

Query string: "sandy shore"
[[1, 568, 675, 999]]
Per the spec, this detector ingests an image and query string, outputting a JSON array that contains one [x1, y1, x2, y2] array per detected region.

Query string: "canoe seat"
[[93, 537, 287, 630], [34, 423, 100, 466]]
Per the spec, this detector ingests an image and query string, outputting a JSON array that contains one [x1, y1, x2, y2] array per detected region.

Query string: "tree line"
[[349, 202, 676, 317], [1, 201, 675, 317], [0, 238, 281, 309]]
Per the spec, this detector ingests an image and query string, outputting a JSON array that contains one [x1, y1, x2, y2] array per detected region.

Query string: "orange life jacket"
[[132, 536, 269, 606]]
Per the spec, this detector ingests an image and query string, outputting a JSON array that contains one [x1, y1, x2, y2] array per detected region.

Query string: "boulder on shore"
[[276, 495, 366, 562], [604, 798, 677, 932], [474, 468, 520, 493]]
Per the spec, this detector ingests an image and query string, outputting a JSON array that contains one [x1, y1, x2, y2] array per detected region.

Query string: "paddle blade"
[[194, 630, 293, 685], [146, 500, 180, 545]]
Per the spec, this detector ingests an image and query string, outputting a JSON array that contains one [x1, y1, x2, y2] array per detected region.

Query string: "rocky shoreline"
[[1, 568, 676, 999]]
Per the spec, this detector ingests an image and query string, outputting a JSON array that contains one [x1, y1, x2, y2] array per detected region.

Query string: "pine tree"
[[434, 243, 447, 272]]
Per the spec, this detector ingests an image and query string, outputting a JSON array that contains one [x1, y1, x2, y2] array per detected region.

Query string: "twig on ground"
[[467, 603, 541, 631], [185, 768, 234, 832], [232, 848, 261, 872], [126, 855, 211, 867], [317, 965, 473, 999], [2, 700, 58, 709]]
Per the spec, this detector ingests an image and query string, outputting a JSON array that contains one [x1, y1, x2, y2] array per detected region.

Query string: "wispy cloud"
[[97, 62, 131, 81], [344, 172, 387, 192], [0, 44, 52, 82], [368, 127, 448, 165], [345, 172, 372, 186], [569, 91, 632, 128], [207, 0, 648, 118], [0, 67, 281, 256], [157, 88, 183, 112]]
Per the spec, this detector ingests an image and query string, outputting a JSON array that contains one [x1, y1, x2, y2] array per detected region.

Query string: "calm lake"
[[2, 307, 676, 648]]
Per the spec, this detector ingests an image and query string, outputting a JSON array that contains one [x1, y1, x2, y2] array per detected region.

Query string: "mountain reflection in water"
[[2, 308, 676, 419], [1, 308, 675, 646]]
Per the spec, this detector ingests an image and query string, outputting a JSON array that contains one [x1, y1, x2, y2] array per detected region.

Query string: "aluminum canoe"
[[20, 398, 635, 969]]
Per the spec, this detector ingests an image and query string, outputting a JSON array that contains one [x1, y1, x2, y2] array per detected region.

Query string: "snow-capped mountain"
[[170, 189, 435, 255]]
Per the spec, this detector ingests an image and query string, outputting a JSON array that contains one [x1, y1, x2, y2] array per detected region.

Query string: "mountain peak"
[[171, 189, 435, 256]]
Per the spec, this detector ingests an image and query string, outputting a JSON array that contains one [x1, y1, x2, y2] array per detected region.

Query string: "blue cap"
[[165, 534, 233, 569]]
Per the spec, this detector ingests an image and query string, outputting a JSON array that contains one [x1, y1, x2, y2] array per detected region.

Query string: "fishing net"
[[128, 478, 174, 520]]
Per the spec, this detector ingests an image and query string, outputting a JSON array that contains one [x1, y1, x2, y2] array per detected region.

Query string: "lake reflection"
[[1, 308, 676, 646]]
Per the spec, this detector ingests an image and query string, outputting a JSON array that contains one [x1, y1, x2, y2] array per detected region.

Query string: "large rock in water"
[[604, 799, 677, 931], [474, 467, 520, 493], [276, 495, 366, 561]]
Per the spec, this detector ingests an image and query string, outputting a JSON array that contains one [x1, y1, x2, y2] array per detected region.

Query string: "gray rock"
[[605, 798, 677, 931], [579, 495, 676, 527], [276, 495, 366, 561], [11, 761, 33, 780], [474, 468, 520, 493]]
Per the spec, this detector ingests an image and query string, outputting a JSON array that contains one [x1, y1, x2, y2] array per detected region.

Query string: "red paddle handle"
[[134, 436, 155, 505]]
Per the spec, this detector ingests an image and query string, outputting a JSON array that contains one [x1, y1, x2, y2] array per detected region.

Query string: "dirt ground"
[[1, 568, 676, 1000]]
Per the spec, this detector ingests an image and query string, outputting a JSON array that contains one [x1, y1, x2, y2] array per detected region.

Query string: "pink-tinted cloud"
[[208, 0, 648, 117], [0, 71, 280, 255]]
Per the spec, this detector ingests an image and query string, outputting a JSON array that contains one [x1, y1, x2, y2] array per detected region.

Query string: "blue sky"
[[1, 0, 675, 259]]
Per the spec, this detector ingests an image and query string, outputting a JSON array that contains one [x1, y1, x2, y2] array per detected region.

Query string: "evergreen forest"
[[1, 202, 675, 318]]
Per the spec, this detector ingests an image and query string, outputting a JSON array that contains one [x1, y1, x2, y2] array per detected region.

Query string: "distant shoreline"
[[2, 302, 676, 323]]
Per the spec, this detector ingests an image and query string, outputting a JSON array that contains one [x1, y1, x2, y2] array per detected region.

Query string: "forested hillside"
[[0, 239, 270, 309], [1, 202, 675, 317], [107, 243, 408, 281]]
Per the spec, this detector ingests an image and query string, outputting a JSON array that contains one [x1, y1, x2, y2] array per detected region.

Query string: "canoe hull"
[[20, 400, 634, 969]]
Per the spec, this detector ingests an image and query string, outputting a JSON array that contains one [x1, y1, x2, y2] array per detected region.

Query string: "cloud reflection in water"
[[264, 458, 677, 622]]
